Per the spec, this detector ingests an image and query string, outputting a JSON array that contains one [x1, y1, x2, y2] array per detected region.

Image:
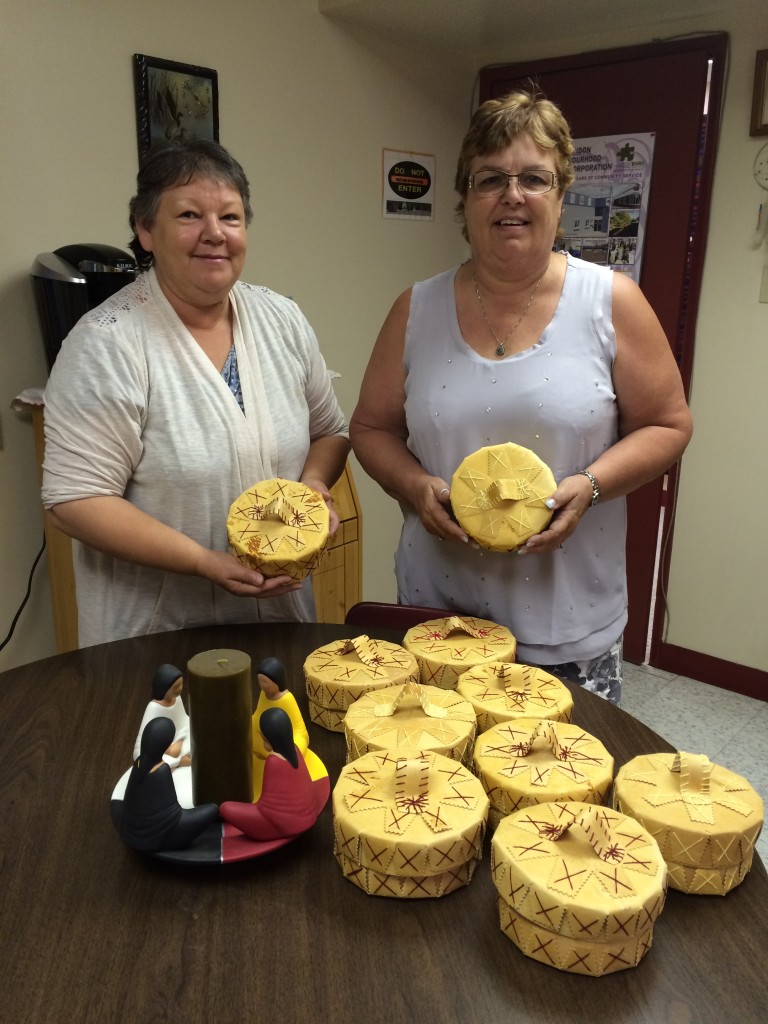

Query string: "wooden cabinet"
[[32, 408, 79, 653], [312, 465, 362, 625], [32, 407, 361, 653]]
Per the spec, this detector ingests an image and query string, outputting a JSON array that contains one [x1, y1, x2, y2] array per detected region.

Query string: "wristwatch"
[[577, 469, 601, 507]]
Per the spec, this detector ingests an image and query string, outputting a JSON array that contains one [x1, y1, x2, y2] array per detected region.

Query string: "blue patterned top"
[[220, 343, 244, 412]]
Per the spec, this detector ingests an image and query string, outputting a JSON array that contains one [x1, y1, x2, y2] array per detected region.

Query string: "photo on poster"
[[559, 134, 655, 282], [382, 149, 435, 221]]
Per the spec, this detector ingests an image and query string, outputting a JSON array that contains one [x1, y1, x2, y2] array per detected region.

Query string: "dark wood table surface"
[[1, 622, 765, 1024]]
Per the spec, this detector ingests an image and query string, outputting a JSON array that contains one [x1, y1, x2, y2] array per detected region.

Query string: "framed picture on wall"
[[133, 54, 219, 162], [751, 49, 768, 136]]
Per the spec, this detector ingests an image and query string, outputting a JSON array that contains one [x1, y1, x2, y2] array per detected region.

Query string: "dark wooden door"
[[480, 35, 727, 664]]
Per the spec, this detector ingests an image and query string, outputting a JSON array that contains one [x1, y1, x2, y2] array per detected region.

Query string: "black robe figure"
[[118, 717, 219, 853]]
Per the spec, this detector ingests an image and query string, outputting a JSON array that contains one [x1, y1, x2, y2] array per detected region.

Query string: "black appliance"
[[31, 243, 137, 370]]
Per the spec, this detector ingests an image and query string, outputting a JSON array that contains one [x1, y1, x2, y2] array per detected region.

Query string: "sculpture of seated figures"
[[220, 708, 323, 841], [133, 664, 191, 770]]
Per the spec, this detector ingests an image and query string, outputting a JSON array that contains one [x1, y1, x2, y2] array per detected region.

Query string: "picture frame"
[[750, 49, 768, 137], [133, 54, 219, 162]]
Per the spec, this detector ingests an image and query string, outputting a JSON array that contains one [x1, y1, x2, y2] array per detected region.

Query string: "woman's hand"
[[195, 548, 303, 597], [515, 473, 594, 555], [411, 476, 471, 544], [299, 435, 351, 536], [300, 476, 340, 535]]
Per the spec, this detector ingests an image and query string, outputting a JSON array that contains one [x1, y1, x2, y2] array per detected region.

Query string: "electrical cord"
[[0, 536, 46, 653]]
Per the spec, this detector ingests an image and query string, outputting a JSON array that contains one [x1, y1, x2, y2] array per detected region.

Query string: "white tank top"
[[396, 254, 627, 664]]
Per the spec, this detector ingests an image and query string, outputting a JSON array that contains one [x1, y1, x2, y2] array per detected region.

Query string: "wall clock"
[[754, 142, 768, 190]]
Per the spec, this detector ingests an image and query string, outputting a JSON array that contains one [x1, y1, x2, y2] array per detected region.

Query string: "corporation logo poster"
[[560, 133, 656, 282]]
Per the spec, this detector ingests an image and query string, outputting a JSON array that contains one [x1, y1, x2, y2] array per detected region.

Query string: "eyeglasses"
[[468, 169, 559, 197]]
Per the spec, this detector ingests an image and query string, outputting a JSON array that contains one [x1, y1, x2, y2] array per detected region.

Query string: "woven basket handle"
[[479, 478, 535, 508], [336, 634, 386, 667], [551, 806, 626, 863], [671, 751, 713, 797], [495, 662, 532, 698], [258, 495, 311, 528], [429, 615, 488, 640], [394, 755, 430, 811], [372, 681, 447, 719], [648, 750, 753, 824], [510, 718, 563, 759]]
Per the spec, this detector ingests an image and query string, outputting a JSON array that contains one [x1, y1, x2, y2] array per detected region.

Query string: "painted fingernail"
[[545, 498, 555, 509]]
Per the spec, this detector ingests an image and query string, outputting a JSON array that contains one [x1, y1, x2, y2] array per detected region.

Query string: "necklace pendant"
[[495, 342, 505, 357]]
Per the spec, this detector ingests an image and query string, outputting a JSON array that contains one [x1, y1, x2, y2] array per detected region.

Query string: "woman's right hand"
[[195, 549, 304, 597], [411, 475, 471, 545]]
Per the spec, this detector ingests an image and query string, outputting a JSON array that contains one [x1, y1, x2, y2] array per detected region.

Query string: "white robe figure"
[[133, 696, 191, 770]]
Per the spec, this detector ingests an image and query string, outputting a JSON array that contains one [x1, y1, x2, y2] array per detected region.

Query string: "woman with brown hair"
[[42, 139, 349, 645]]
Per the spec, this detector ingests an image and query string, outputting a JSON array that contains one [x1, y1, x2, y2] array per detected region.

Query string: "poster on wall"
[[382, 149, 435, 220], [559, 133, 655, 282]]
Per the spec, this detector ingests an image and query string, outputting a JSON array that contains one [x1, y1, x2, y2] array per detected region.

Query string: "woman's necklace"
[[472, 269, 546, 357]]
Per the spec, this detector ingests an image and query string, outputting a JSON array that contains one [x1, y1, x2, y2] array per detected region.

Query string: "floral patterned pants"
[[531, 637, 623, 706]]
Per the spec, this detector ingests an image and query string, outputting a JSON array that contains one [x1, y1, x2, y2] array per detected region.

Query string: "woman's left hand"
[[516, 473, 594, 555], [301, 477, 340, 535]]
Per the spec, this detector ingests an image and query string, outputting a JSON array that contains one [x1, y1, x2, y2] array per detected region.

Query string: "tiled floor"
[[622, 661, 767, 866]]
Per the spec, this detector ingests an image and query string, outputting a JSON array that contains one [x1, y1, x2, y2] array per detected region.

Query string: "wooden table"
[[1, 623, 764, 1024]]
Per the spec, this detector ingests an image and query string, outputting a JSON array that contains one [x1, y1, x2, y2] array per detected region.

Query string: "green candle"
[[187, 649, 253, 805]]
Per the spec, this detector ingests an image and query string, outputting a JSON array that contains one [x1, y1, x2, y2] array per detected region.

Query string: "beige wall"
[[1, 0, 766, 684], [662, 23, 768, 672]]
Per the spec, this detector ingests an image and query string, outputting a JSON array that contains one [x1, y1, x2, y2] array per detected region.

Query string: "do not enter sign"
[[383, 149, 435, 220], [387, 160, 431, 199]]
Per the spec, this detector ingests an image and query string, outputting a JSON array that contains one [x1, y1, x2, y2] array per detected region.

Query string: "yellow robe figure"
[[252, 689, 326, 799]]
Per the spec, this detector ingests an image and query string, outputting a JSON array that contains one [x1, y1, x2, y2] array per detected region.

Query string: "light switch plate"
[[761, 266, 768, 304]]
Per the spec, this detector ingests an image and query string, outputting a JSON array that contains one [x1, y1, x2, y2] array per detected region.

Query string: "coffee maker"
[[31, 243, 137, 371]]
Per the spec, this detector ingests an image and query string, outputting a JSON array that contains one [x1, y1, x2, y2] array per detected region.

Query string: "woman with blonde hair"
[[350, 90, 691, 704]]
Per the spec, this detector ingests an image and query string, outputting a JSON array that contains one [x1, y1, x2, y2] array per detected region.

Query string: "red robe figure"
[[219, 707, 321, 841]]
